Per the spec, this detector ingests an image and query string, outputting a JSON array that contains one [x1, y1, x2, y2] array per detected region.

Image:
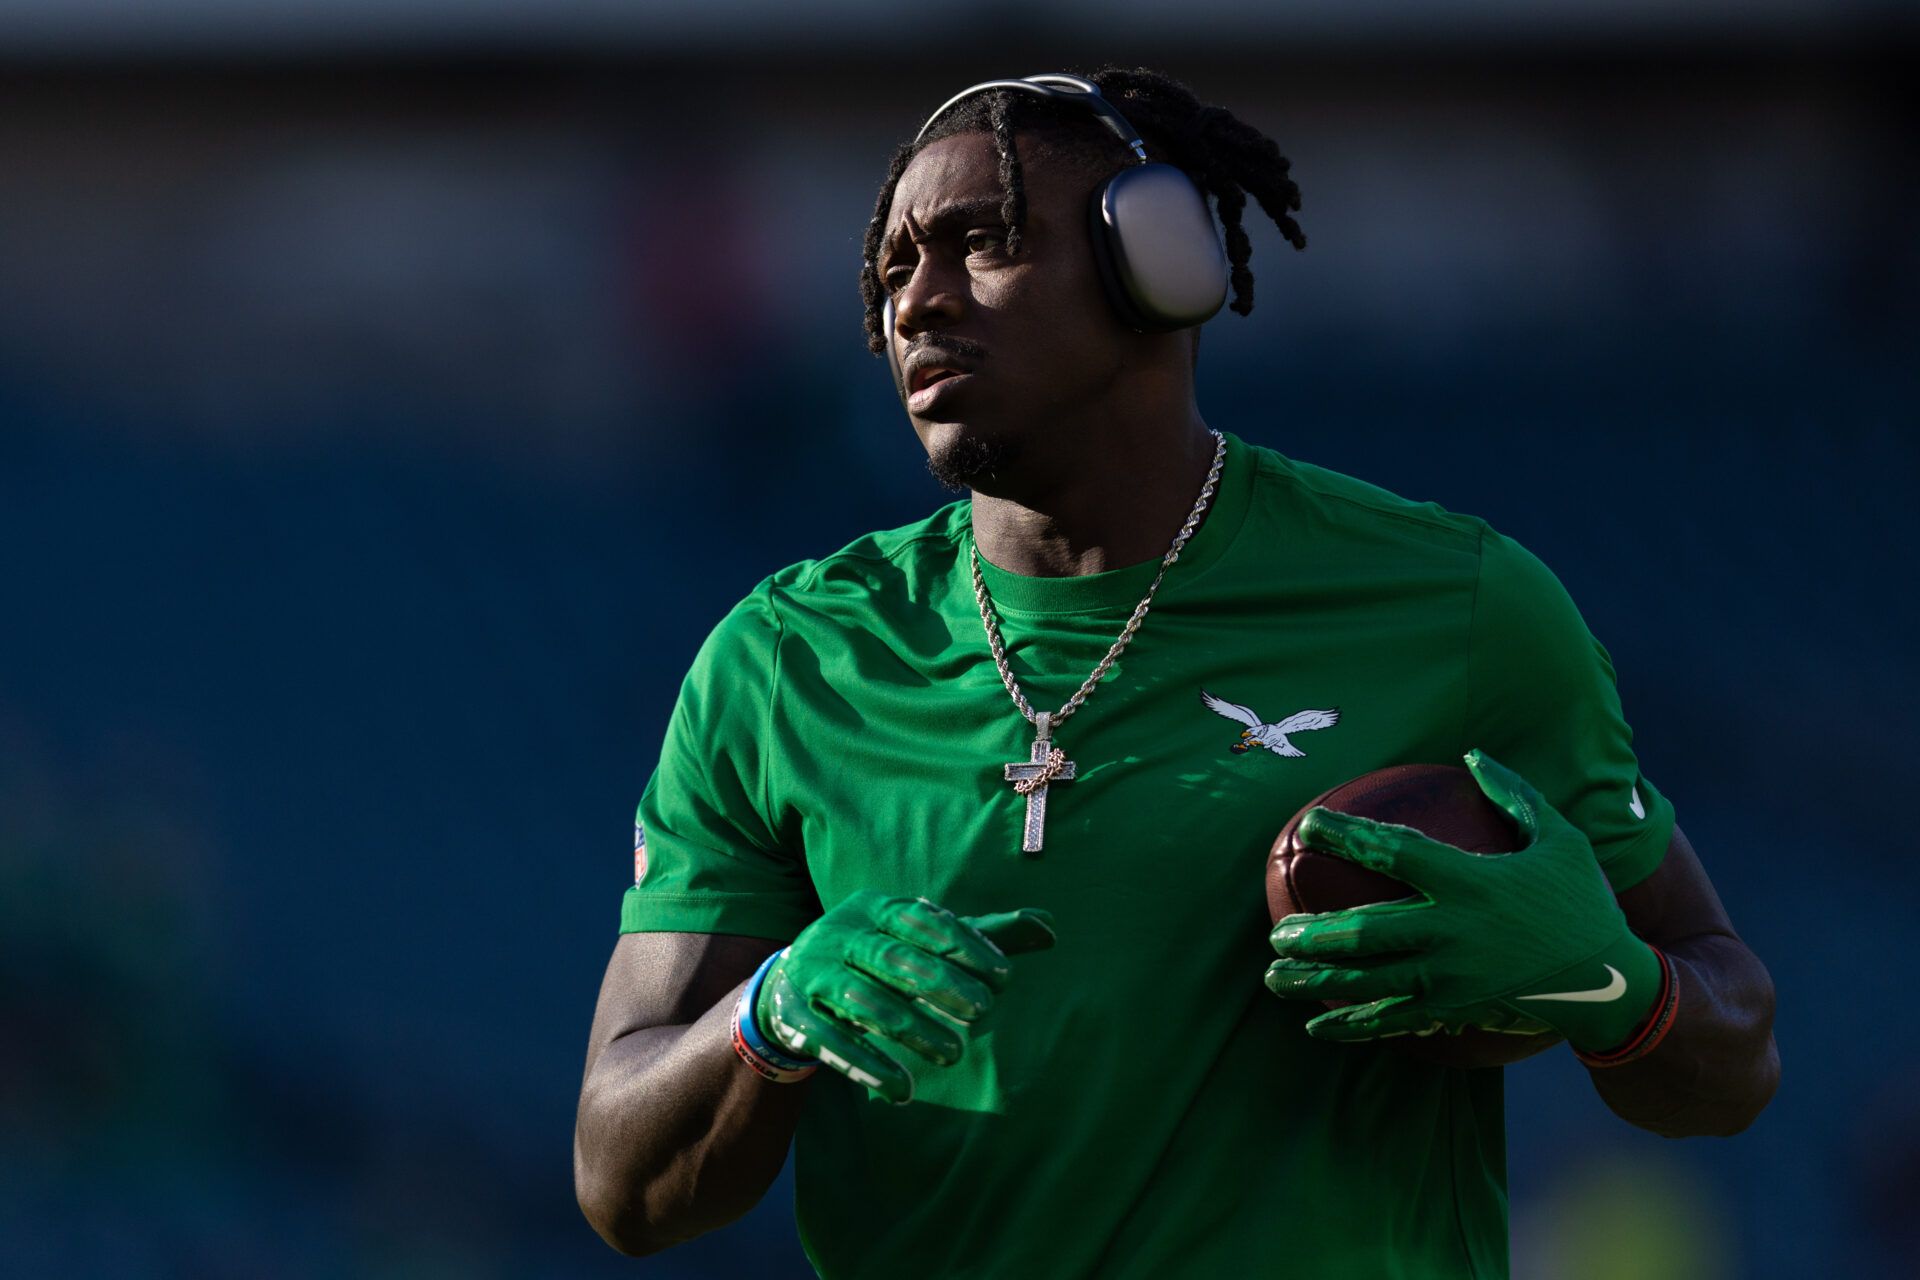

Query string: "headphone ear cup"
[[1086, 163, 1228, 332]]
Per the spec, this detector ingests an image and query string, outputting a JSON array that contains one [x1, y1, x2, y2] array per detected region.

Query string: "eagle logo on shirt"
[[633, 819, 648, 886], [1200, 691, 1341, 757]]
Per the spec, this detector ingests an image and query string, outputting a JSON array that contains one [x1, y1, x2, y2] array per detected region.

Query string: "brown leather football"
[[1268, 762, 1565, 1068]]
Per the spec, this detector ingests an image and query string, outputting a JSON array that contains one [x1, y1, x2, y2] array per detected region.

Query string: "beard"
[[925, 430, 1022, 493]]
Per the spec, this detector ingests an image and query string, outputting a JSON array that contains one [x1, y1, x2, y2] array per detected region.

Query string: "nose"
[[891, 257, 967, 348]]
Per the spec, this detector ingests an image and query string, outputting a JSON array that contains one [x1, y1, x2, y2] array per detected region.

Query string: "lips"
[[903, 348, 980, 396], [907, 371, 975, 414]]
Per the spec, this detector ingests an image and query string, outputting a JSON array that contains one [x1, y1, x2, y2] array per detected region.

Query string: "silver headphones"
[[880, 72, 1229, 387]]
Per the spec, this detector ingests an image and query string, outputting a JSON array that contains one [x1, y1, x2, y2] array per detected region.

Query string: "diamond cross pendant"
[[1002, 711, 1077, 855]]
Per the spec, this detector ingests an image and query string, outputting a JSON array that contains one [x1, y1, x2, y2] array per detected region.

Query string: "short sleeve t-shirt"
[[620, 432, 1675, 1279]]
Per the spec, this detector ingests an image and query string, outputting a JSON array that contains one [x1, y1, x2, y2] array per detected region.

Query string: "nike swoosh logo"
[[1517, 964, 1626, 1003], [1629, 786, 1646, 820]]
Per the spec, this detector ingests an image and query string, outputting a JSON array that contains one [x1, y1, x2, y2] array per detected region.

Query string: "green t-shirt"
[[619, 432, 1675, 1279]]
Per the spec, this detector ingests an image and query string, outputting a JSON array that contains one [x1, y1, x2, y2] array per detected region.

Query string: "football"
[[1267, 763, 1565, 1068]]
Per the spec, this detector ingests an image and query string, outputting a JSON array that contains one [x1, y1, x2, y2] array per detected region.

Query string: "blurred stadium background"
[[1, 2, 1915, 1276]]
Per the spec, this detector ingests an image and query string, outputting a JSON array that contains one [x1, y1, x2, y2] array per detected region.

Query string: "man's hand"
[[756, 890, 1055, 1104], [1264, 749, 1663, 1052]]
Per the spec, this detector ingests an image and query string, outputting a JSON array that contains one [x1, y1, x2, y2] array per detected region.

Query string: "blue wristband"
[[737, 947, 819, 1071]]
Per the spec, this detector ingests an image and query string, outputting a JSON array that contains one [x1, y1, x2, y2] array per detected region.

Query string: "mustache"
[[904, 334, 987, 365]]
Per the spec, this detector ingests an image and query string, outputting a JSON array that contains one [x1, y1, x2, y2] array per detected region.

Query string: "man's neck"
[[968, 417, 1219, 578]]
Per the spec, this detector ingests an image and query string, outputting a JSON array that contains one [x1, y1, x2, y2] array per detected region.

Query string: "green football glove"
[[1265, 749, 1661, 1053], [756, 889, 1055, 1104]]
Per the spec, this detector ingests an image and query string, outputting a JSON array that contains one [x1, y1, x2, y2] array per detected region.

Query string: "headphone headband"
[[912, 73, 1150, 164]]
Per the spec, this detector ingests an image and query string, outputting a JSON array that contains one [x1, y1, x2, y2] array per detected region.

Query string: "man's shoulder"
[[757, 499, 968, 607], [1243, 440, 1486, 557], [1239, 443, 1587, 626], [690, 503, 964, 672]]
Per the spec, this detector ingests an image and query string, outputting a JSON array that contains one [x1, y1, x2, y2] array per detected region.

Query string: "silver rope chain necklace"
[[971, 428, 1226, 854]]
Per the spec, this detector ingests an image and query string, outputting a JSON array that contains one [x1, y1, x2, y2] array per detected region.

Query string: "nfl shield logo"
[[633, 820, 648, 886]]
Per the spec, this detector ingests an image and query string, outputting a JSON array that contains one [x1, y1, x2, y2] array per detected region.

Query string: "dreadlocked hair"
[[859, 65, 1306, 355]]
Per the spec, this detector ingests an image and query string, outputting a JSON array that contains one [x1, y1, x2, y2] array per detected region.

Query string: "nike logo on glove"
[[1516, 964, 1626, 1003]]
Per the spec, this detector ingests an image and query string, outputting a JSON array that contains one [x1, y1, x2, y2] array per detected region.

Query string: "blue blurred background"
[[1, 3, 1915, 1276]]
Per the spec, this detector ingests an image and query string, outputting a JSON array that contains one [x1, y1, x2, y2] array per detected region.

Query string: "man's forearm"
[[574, 977, 811, 1256], [1586, 931, 1778, 1138]]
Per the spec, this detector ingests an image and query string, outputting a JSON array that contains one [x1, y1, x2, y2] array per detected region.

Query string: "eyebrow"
[[879, 197, 1010, 269]]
